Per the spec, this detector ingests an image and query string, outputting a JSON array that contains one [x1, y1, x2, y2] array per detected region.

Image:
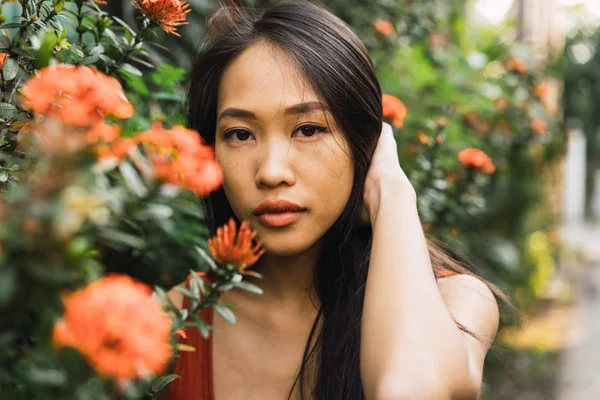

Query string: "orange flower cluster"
[[382, 94, 407, 129], [132, 0, 191, 37], [208, 218, 265, 276], [530, 119, 547, 135], [21, 65, 133, 127], [534, 83, 549, 99], [373, 19, 394, 36], [505, 57, 527, 74], [53, 275, 172, 383], [458, 148, 496, 174], [133, 122, 222, 196]]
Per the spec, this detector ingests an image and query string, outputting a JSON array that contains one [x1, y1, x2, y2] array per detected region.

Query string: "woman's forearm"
[[360, 180, 473, 400]]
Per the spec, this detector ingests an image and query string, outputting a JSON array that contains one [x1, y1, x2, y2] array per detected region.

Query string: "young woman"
[[167, 2, 500, 399]]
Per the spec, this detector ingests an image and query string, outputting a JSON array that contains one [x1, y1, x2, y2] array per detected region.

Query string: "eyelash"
[[223, 124, 329, 142]]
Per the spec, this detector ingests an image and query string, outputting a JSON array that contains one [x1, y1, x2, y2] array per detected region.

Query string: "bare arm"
[[359, 124, 499, 400]]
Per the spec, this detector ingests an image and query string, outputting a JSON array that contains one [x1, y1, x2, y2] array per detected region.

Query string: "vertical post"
[[563, 119, 588, 222], [517, 0, 525, 41]]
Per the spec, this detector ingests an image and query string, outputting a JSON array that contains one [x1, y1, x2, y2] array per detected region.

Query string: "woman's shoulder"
[[435, 268, 495, 301], [167, 284, 185, 309], [436, 269, 499, 340]]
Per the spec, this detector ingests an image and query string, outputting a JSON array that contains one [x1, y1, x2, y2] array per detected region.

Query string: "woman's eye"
[[294, 124, 328, 138], [224, 129, 254, 142]]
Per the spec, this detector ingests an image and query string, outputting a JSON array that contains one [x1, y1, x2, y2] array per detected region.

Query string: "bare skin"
[[169, 41, 499, 400]]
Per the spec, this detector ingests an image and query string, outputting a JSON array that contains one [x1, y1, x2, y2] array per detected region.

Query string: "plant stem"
[[105, 21, 147, 76], [77, 0, 84, 46]]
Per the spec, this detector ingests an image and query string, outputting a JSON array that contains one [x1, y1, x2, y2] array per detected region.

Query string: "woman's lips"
[[256, 211, 304, 228], [253, 198, 306, 228]]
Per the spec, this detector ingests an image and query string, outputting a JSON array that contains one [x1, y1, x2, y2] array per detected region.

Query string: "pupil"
[[303, 126, 315, 136], [237, 131, 250, 140]]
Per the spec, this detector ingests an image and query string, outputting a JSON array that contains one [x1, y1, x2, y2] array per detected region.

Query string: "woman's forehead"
[[217, 42, 321, 114]]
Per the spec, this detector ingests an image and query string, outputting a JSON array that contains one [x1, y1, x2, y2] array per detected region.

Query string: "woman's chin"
[[257, 234, 320, 258]]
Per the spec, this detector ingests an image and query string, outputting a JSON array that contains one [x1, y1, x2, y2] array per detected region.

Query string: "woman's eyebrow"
[[217, 101, 329, 122]]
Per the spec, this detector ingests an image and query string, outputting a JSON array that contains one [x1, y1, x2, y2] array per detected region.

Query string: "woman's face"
[[215, 41, 354, 256]]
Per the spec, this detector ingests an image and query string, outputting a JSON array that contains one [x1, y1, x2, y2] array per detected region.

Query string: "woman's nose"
[[255, 138, 296, 188]]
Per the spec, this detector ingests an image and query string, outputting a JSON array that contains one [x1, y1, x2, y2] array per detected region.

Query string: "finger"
[[379, 122, 398, 149], [382, 122, 394, 137]]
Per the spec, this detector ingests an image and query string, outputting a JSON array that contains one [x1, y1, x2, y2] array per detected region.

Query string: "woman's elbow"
[[372, 375, 480, 400]]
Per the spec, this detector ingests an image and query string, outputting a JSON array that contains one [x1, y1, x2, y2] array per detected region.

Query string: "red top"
[[166, 295, 215, 400], [166, 268, 457, 399]]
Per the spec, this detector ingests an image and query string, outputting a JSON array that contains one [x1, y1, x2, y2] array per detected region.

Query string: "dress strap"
[[434, 267, 458, 279]]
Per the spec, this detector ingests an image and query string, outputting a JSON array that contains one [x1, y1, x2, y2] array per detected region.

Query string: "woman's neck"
[[250, 242, 322, 312]]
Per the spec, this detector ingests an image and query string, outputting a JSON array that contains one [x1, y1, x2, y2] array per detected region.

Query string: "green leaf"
[[149, 374, 179, 394], [151, 92, 184, 102], [119, 160, 148, 198], [80, 54, 99, 65], [112, 16, 136, 37], [99, 229, 146, 249], [1, 23, 22, 29], [11, 47, 33, 59], [188, 276, 201, 309], [120, 69, 150, 96], [191, 313, 212, 339], [120, 63, 142, 76], [2, 57, 17, 80], [174, 286, 194, 298], [189, 270, 207, 296], [27, 367, 66, 387], [195, 246, 218, 271], [0, 35, 10, 48], [129, 55, 155, 69], [233, 281, 264, 295], [103, 28, 119, 46], [0, 102, 16, 118], [214, 304, 236, 324]]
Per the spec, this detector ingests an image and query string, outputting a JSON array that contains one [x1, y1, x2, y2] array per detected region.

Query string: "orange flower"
[[493, 97, 509, 111], [448, 227, 460, 238], [207, 218, 265, 276], [373, 19, 394, 36], [0, 53, 8, 70], [463, 111, 491, 135], [53, 275, 172, 383], [417, 130, 429, 146], [21, 65, 133, 127], [86, 122, 120, 144], [530, 119, 547, 135], [21, 217, 41, 234], [534, 83, 549, 99], [136, 122, 222, 196], [132, 0, 191, 37], [482, 162, 496, 174], [505, 57, 527, 74], [382, 94, 407, 129], [98, 138, 138, 161], [458, 148, 496, 175]]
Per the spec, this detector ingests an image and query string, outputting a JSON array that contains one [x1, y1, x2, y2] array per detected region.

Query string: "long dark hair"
[[186, 1, 508, 398]]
